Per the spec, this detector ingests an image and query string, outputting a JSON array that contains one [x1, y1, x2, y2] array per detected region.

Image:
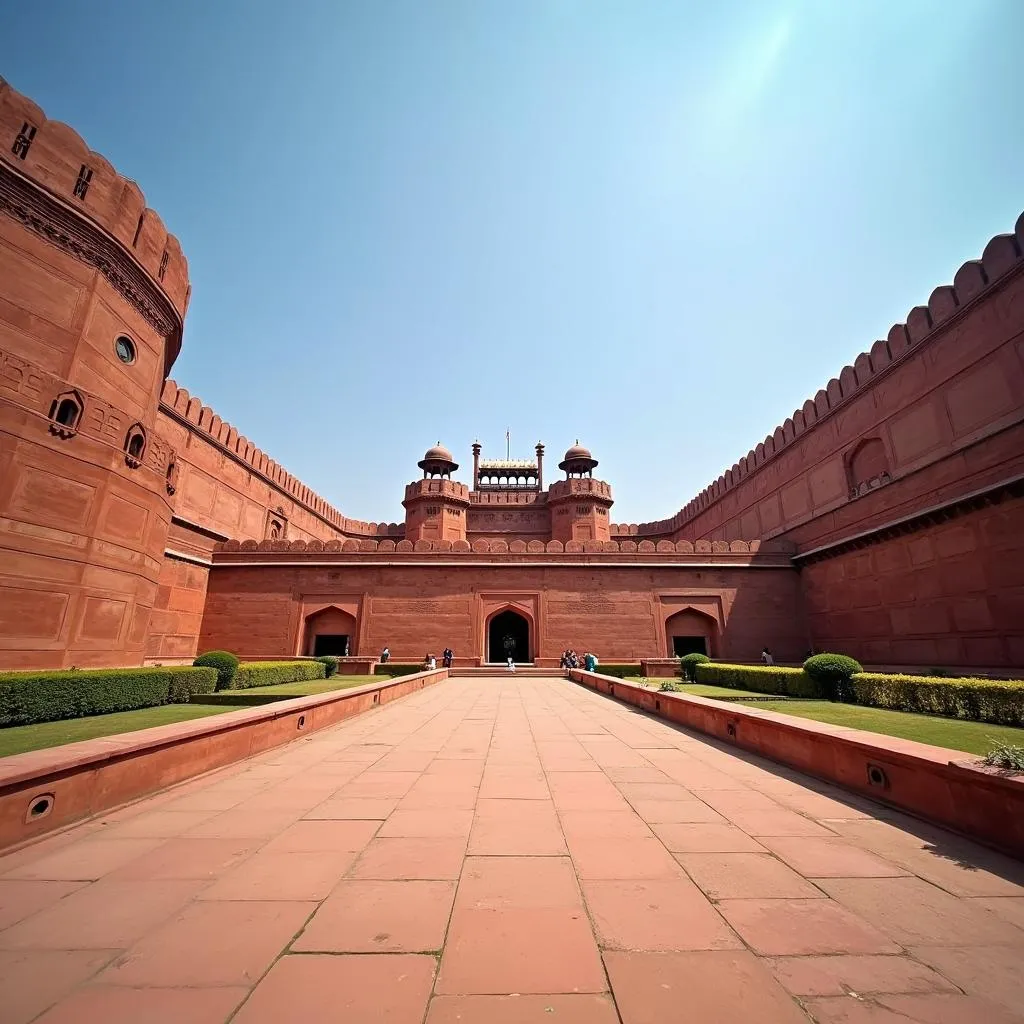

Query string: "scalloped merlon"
[[670, 210, 1024, 530], [0, 75, 189, 314]]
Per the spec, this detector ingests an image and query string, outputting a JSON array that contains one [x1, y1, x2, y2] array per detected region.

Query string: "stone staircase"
[[448, 666, 561, 678]]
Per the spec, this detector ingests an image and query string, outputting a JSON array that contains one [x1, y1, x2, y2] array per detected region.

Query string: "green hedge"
[[851, 672, 1024, 726], [231, 661, 326, 690], [373, 664, 426, 677], [0, 666, 218, 727], [694, 663, 825, 698], [586, 663, 642, 679]]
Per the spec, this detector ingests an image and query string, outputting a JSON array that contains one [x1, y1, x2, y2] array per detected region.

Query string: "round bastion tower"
[[547, 443, 614, 544], [402, 444, 471, 544], [0, 78, 190, 668]]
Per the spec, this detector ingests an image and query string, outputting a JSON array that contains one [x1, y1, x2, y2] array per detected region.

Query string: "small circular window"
[[115, 336, 136, 364]]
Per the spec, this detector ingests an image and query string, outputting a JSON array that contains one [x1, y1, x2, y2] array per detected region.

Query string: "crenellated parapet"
[[215, 536, 794, 558], [0, 76, 189, 370], [159, 378, 399, 539], [668, 211, 1024, 535]]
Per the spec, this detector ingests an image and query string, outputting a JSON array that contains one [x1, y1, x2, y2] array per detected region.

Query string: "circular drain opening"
[[866, 763, 889, 789], [26, 793, 55, 823]]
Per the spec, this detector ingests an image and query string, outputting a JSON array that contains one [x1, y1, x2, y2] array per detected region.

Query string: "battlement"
[[159, 378, 401, 538], [659, 210, 1024, 535], [403, 479, 471, 504], [214, 536, 794, 557], [0, 77, 190, 327], [548, 478, 613, 502]]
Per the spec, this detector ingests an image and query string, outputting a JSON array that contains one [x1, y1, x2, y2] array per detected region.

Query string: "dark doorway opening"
[[488, 610, 530, 663], [672, 635, 708, 657], [313, 634, 350, 656]]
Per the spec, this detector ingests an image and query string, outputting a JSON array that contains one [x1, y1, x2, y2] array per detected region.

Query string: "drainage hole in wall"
[[726, 722, 737, 738], [297, 715, 306, 730], [866, 763, 889, 789], [26, 793, 55, 823], [373, 693, 380, 705], [655, 700, 661, 712]]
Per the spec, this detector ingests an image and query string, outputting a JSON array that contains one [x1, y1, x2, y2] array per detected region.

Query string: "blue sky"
[[3, 1, 1021, 524]]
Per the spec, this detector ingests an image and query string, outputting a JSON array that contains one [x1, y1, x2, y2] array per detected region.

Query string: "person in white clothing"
[[506, 656, 516, 673]]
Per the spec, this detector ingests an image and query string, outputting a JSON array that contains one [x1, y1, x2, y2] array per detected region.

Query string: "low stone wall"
[[0, 669, 448, 852], [568, 669, 1024, 859], [639, 658, 679, 678]]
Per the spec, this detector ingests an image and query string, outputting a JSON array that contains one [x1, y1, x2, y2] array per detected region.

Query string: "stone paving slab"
[[1, 676, 1023, 1022]]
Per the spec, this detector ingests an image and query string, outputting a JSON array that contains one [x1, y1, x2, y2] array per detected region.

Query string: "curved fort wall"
[[0, 78, 189, 668]]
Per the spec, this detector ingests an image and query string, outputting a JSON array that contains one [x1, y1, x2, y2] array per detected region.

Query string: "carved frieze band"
[[0, 162, 182, 346]]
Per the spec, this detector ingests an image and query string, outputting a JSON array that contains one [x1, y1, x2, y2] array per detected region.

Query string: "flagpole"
[[506, 430, 510, 460]]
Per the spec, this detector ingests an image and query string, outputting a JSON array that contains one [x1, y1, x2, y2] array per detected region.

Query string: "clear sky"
[[3, 1, 1021, 524]]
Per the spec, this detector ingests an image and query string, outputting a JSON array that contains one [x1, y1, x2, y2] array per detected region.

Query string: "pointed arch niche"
[[663, 606, 718, 658], [303, 605, 359, 657]]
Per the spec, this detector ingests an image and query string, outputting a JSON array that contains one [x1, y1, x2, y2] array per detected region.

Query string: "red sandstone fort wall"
[[199, 554, 806, 665], [0, 80, 186, 668], [800, 494, 1024, 671], [644, 217, 1024, 549]]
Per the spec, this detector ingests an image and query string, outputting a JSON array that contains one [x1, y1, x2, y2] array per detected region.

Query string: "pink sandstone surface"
[[1, 675, 1022, 1023]]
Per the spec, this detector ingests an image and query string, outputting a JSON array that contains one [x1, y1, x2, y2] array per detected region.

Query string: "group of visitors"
[[422, 649, 455, 670], [560, 649, 598, 672]]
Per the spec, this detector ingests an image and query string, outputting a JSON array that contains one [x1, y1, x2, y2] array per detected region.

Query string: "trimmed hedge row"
[[587, 663, 642, 679], [0, 666, 218, 727], [374, 664, 427, 677], [694, 663, 825, 698], [692, 662, 1024, 726], [231, 661, 326, 690], [851, 673, 1024, 726]]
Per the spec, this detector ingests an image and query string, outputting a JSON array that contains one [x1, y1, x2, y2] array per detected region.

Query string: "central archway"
[[487, 609, 531, 664]]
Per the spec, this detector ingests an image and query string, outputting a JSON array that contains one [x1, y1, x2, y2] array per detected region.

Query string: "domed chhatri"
[[559, 440, 598, 477], [418, 442, 459, 478]]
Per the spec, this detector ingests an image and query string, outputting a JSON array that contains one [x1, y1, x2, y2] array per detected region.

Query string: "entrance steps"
[[449, 666, 561, 678]]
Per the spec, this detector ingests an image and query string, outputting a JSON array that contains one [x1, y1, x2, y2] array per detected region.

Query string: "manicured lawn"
[[0, 703, 235, 757], [0, 676, 379, 757], [628, 678, 768, 700], [731, 699, 1024, 757]]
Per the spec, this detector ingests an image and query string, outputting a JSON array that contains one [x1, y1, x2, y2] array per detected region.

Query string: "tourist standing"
[[584, 651, 596, 672], [506, 655, 516, 673], [761, 648, 774, 666], [443, 648, 453, 668], [381, 647, 390, 664]]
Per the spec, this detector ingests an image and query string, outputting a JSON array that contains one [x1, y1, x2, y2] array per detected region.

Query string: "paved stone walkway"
[[2, 677, 1024, 1023]]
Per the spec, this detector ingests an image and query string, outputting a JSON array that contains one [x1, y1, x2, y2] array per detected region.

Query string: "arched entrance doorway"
[[487, 609, 531, 664], [665, 608, 716, 658], [304, 607, 358, 657]]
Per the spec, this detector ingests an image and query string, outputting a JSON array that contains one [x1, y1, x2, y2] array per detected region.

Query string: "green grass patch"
[[0, 703, 235, 757], [739, 699, 1024, 756]]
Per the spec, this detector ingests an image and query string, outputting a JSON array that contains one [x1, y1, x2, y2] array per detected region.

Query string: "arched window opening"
[[124, 424, 147, 468], [48, 390, 84, 438]]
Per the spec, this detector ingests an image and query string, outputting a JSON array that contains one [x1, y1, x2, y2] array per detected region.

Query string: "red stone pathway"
[[2, 676, 1023, 1023]]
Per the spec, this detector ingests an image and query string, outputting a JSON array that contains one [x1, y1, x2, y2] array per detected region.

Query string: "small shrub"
[[315, 655, 340, 678], [984, 742, 1024, 772], [193, 650, 240, 691], [659, 679, 684, 692], [232, 661, 326, 689], [0, 666, 218, 726], [680, 652, 711, 681], [803, 653, 864, 701], [694, 662, 824, 698]]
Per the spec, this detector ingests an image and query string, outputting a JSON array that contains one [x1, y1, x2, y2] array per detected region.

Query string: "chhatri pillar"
[[403, 443, 470, 543], [547, 442, 614, 544]]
